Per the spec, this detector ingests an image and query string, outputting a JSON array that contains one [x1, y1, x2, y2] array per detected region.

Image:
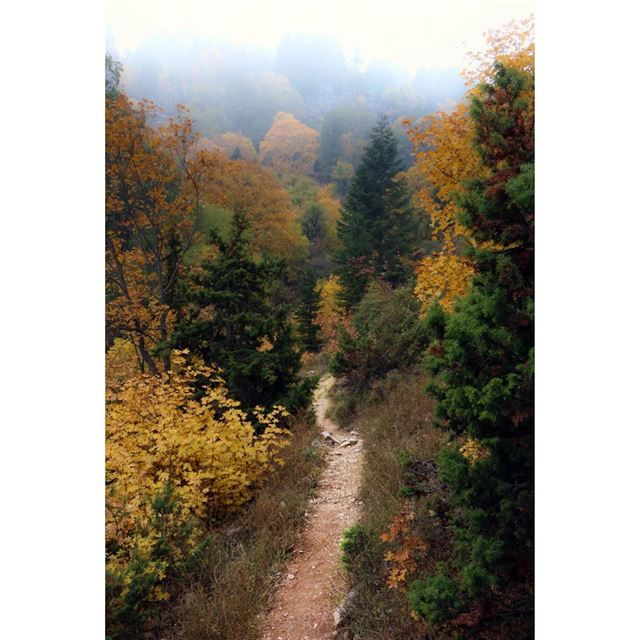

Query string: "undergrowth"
[[331, 366, 449, 639], [332, 366, 534, 640], [155, 410, 325, 640]]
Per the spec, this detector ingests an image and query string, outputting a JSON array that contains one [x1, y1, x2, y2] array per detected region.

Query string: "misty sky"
[[107, 0, 534, 74]]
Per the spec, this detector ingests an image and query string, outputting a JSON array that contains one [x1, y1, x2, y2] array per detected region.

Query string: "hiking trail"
[[262, 374, 363, 640]]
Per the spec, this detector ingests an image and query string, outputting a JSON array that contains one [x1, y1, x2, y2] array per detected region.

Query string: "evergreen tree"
[[295, 270, 322, 353], [411, 64, 534, 626], [171, 209, 309, 411], [335, 115, 418, 308]]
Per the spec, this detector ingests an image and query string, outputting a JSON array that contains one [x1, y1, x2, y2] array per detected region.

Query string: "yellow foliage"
[[316, 275, 347, 357], [106, 353, 290, 539], [414, 252, 475, 315], [259, 111, 320, 175], [106, 338, 141, 390], [316, 184, 342, 250], [406, 17, 534, 316], [459, 437, 489, 465], [406, 102, 483, 250]]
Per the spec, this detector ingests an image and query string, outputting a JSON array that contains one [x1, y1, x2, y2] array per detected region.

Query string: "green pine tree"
[[295, 270, 322, 353], [171, 209, 310, 411], [411, 63, 534, 627], [335, 115, 419, 308]]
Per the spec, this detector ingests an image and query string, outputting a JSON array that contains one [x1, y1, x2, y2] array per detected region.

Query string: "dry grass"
[[159, 410, 326, 640], [332, 368, 534, 640], [330, 367, 450, 640]]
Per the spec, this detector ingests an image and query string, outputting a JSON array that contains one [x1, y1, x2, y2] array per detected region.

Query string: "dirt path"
[[262, 374, 363, 640]]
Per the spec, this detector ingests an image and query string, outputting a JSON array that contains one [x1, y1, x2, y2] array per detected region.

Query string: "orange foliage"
[[380, 509, 426, 590], [197, 132, 257, 162], [106, 95, 224, 373], [259, 112, 320, 175], [219, 159, 309, 261]]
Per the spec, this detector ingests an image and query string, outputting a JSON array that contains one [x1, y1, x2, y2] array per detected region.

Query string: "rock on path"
[[261, 375, 363, 640]]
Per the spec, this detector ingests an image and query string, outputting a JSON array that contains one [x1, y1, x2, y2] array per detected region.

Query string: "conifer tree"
[[171, 209, 308, 411], [295, 270, 322, 353], [411, 63, 534, 626], [335, 116, 418, 308]]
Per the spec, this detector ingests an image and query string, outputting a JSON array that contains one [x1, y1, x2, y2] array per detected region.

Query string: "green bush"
[[408, 567, 462, 625], [331, 281, 428, 390], [340, 524, 367, 571]]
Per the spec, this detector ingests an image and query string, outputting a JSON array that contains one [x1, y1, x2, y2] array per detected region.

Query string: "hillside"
[[105, 15, 534, 640]]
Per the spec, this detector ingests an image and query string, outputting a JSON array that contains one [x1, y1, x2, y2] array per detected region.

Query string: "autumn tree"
[[106, 94, 224, 374], [335, 116, 419, 308], [196, 132, 258, 162], [406, 16, 534, 315], [316, 185, 342, 251], [171, 209, 311, 411], [463, 15, 534, 86], [219, 159, 309, 262], [316, 275, 347, 357], [279, 176, 341, 273], [410, 62, 534, 628], [259, 111, 320, 175]]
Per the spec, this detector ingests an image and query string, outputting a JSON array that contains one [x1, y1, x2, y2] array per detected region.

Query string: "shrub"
[[331, 281, 428, 390], [341, 524, 367, 571], [408, 568, 462, 625], [106, 482, 203, 639], [333, 369, 448, 640], [106, 354, 291, 638], [164, 410, 326, 640]]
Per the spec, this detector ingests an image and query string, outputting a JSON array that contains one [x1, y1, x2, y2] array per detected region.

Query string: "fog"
[[106, 0, 533, 160], [107, 0, 534, 73]]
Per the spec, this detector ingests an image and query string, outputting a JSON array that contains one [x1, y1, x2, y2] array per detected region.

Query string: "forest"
[[106, 16, 534, 640]]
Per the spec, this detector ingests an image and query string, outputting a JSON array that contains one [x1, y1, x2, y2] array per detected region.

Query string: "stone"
[[321, 430, 341, 445]]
